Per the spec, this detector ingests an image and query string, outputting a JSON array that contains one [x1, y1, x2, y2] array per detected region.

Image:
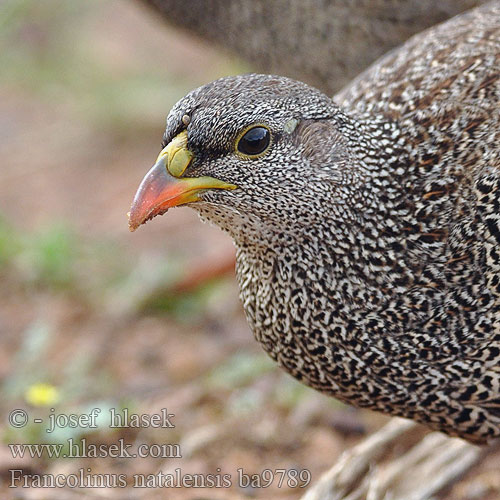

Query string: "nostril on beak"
[[167, 147, 193, 177], [156, 130, 193, 178]]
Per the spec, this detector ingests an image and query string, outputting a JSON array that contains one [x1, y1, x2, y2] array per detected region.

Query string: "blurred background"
[[0, 1, 498, 499]]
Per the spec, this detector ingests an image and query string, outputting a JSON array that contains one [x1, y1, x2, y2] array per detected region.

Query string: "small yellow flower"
[[25, 383, 60, 407]]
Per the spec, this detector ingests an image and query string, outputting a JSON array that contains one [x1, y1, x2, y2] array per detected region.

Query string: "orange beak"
[[128, 134, 236, 231]]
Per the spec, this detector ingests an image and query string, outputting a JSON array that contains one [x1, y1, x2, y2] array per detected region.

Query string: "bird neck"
[[231, 111, 432, 414]]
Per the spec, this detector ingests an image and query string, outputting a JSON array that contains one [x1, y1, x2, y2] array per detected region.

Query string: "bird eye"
[[236, 126, 271, 157]]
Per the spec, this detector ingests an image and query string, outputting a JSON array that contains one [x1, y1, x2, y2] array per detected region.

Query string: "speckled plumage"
[[149, 2, 500, 442]]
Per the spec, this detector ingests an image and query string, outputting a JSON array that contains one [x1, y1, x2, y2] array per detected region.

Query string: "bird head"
[[128, 74, 352, 244]]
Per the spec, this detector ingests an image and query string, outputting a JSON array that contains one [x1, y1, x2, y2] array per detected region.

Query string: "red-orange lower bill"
[[128, 159, 236, 231]]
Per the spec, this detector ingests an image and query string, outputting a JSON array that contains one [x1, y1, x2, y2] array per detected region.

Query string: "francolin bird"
[[129, 1, 500, 444]]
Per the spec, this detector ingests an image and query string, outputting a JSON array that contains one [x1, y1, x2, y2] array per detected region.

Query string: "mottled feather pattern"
[[156, 1, 500, 442]]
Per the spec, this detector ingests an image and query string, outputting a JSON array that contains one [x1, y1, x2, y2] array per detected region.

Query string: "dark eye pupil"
[[238, 127, 270, 156]]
